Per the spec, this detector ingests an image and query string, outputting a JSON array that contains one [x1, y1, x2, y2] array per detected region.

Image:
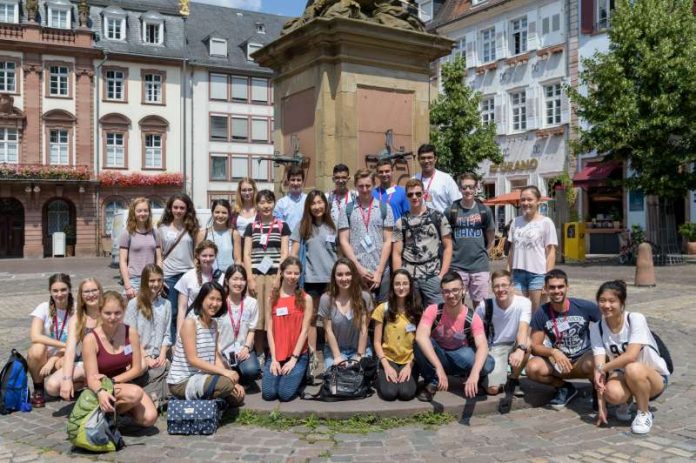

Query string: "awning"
[[573, 160, 622, 187], [483, 190, 551, 207]]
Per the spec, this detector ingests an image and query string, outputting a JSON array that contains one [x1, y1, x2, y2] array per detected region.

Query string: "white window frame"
[[0, 0, 19, 23], [247, 43, 262, 61], [480, 97, 495, 125], [144, 134, 162, 169], [104, 16, 126, 41], [106, 70, 125, 101], [510, 17, 528, 55], [418, 0, 433, 22], [510, 91, 527, 132], [49, 129, 69, 165], [143, 20, 164, 45], [49, 65, 69, 96], [0, 127, 17, 163], [597, 0, 615, 30], [47, 6, 70, 29], [450, 38, 465, 62], [0, 61, 16, 93], [481, 27, 496, 63], [144, 73, 162, 103], [209, 38, 227, 57], [105, 132, 125, 168], [544, 83, 562, 127], [255, 22, 266, 34]]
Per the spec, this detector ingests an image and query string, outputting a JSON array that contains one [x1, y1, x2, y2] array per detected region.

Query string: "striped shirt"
[[243, 219, 291, 275], [167, 316, 218, 385]]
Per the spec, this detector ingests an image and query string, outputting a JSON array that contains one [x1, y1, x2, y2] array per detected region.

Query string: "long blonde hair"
[[126, 197, 152, 234], [136, 264, 163, 320], [234, 178, 258, 214], [75, 278, 103, 341]]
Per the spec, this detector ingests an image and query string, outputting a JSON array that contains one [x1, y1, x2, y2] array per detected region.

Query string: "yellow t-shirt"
[[372, 303, 416, 365]]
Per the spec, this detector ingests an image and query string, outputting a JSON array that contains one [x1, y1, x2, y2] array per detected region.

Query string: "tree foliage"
[[568, 0, 696, 199], [430, 56, 502, 176]]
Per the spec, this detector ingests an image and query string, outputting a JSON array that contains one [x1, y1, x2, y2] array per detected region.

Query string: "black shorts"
[[303, 282, 329, 300]]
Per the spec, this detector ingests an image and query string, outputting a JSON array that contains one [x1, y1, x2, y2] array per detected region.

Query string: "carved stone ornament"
[[26, 0, 38, 22], [0, 94, 13, 114], [282, 0, 425, 35], [78, 0, 89, 27], [179, 0, 190, 17]]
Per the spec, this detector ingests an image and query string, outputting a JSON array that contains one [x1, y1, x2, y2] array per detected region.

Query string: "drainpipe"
[[94, 52, 108, 256], [182, 58, 188, 196]]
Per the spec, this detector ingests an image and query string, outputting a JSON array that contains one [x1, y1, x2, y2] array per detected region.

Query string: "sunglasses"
[[407, 191, 423, 198], [460, 185, 476, 191]]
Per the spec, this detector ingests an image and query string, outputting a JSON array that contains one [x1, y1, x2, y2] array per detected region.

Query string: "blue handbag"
[[167, 376, 226, 435]]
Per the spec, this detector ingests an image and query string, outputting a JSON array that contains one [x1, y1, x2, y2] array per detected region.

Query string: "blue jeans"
[[414, 338, 495, 387], [414, 275, 443, 306], [261, 353, 308, 402], [512, 269, 545, 292], [322, 346, 373, 370], [164, 273, 184, 343], [235, 352, 261, 384]]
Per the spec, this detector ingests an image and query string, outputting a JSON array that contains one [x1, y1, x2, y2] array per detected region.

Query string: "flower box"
[[0, 163, 91, 180], [98, 171, 184, 187]]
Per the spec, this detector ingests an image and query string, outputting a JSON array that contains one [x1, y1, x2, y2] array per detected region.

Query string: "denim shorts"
[[649, 375, 669, 401], [512, 269, 546, 292]]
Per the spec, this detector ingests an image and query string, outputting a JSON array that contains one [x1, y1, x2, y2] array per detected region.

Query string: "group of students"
[[24, 144, 669, 435]]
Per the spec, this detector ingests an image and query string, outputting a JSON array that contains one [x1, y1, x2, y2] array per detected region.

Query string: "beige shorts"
[[252, 273, 276, 330], [488, 343, 515, 387]]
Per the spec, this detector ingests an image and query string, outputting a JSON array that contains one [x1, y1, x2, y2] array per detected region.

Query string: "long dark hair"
[[159, 193, 199, 237], [270, 257, 305, 314], [223, 264, 248, 301], [386, 269, 422, 325], [208, 198, 233, 229], [299, 190, 336, 241], [326, 258, 366, 330], [191, 282, 226, 318], [48, 273, 75, 318]]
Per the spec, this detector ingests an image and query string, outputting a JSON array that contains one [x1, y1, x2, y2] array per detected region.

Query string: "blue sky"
[[192, 0, 305, 17]]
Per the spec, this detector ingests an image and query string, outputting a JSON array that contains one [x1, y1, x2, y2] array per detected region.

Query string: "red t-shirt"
[[271, 293, 308, 362], [418, 304, 484, 350]]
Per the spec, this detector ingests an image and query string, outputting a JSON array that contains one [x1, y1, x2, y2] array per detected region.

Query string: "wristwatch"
[[516, 344, 528, 353]]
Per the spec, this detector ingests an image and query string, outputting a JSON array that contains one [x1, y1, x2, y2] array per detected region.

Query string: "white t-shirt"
[[509, 215, 558, 275], [413, 169, 462, 213], [30, 302, 72, 356], [475, 295, 532, 345], [590, 312, 670, 377], [174, 268, 221, 309], [217, 296, 259, 354]]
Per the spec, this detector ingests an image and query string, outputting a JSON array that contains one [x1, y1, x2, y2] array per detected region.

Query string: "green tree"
[[430, 56, 502, 177]]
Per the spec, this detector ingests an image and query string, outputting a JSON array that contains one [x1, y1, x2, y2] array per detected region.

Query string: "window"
[[231, 76, 248, 101], [0, 61, 16, 92], [149, 198, 165, 209], [510, 17, 528, 55], [0, 1, 19, 23], [481, 27, 496, 63], [211, 155, 227, 180], [143, 21, 163, 44], [143, 73, 163, 104], [231, 156, 249, 179], [210, 115, 228, 141], [105, 69, 125, 101], [209, 38, 227, 57], [251, 157, 270, 181], [210, 74, 227, 100], [545, 83, 562, 126], [418, 1, 432, 22], [49, 129, 69, 165], [251, 78, 268, 103], [105, 133, 125, 167], [542, 14, 561, 35], [231, 117, 248, 142], [104, 199, 126, 236], [144, 134, 162, 168], [247, 43, 262, 61], [510, 91, 526, 131], [49, 66, 69, 96], [480, 97, 494, 125], [104, 16, 125, 40], [48, 6, 70, 29], [451, 38, 465, 61], [251, 118, 268, 143], [597, 0, 615, 29], [0, 128, 17, 163], [255, 22, 266, 34]]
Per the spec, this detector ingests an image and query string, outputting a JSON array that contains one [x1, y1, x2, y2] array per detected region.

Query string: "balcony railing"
[[0, 163, 91, 181], [41, 27, 77, 44], [0, 23, 23, 40]]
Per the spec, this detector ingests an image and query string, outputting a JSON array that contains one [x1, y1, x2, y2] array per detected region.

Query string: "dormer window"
[[209, 38, 227, 57], [142, 12, 164, 45], [247, 42, 262, 61], [255, 22, 265, 34], [103, 7, 127, 41], [0, 0, 19, 24], [47, 0, 72, 29]]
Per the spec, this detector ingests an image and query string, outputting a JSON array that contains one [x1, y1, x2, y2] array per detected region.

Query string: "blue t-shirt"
[[373, 185, 410, 221], [273, 192, 307, 231], [530, 298, 601, 361]]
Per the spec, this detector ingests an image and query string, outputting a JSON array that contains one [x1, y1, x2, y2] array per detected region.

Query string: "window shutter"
[[526, 87, 537, 130], [465, 32, 476, 68], [494, 94, 506, 135], [560, 90, 570, 125], [581, 0, 595, 34], [495, 21, 506, 60], [527, 10, 538, 51]]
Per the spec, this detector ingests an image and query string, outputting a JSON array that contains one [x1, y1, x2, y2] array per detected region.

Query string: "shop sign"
[[490, 159, 538, 174]]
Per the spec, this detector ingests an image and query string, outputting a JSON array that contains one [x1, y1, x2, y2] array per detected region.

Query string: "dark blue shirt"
[[373, 185, 410, 221], [531, 298, 601, 361]]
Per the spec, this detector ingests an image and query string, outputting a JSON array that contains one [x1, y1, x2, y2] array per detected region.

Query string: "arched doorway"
[[43, 198, 75, 257], [0, 198, 24, 258]]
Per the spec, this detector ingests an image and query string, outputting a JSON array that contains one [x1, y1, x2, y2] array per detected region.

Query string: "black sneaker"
[[416, 383, 437, 402], [548, 382, 578, 410]]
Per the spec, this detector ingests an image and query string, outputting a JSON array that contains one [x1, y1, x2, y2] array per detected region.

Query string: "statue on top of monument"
[[282, 0, 425, 36]]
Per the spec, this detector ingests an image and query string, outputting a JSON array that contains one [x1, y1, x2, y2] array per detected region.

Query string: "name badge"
[[556, 321, 571, 332], [386, 187, 396, 195], [166, 231, 177, 240], [325, 234, 336, 244], [257, 256, 273, 274], [259, 234, 269, 246], [276, 307, 289, 316], [406, 323, 416, 333], [123, 345, 133, 356], [361, 235, 375, 253]]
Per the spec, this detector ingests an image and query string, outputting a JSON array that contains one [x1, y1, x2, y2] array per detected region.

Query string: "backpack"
[[302, 359, 374, 402], [345, 200, 388, 228], [597, 313, 674, 374], [431, 303, 475, 348], [67, 377, 125, 452], [446, 199, 491, 247], [0, 349, 30, 415], [400, 208, 446, 244], [483, 298, 495, 343]]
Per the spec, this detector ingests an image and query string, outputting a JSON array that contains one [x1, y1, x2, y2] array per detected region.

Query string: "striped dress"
[[166, 315, 218, 385]]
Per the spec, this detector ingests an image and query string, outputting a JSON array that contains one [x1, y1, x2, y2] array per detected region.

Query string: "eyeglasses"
[[407, 192, 423, 198], [441, 288, 463, 296], [460, 185, 476, 191]]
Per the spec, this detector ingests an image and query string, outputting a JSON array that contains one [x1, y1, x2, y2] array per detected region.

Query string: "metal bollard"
[[634, 242, 656, 287]]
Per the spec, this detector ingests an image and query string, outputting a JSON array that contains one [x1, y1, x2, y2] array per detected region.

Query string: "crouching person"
[[414, 271, 494, 401]]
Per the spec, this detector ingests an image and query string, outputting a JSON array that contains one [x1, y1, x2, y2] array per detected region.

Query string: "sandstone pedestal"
[[253, 17, 452, 191]]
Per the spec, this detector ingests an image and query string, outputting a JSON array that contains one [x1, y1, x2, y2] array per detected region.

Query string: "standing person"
[[273, 165, 307, 231], [592, 280, 670, 434], [119, 197, 162, 300], [44, 278, 102, 400], [244, 190, 291, 357], [413, 144, 461, 213], [27, 273, 75, 407], [197, 199, 241, 274], [318, 258, 374, 369], [159, 193, 199, 341], [262, 257, 313, 402], [82, 291, 157, 428], [218, 265, 261, 385], [507, 185, 557, 312], [338, 169, 394, 303], [167, 282, 245, 406], [414, 271, 494, 402], [372, 269, 422, 401], [233, 178, 258, 237], [373, 159, 410, 221], [526, 269, 600, 409], [392, 179, 452, 306], [174, 240, 219, 335], [326, 164, 356, 225], [448, 173, 496, 309]]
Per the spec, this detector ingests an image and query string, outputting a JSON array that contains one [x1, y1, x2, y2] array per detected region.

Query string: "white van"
[[110, 208, 212, 267]]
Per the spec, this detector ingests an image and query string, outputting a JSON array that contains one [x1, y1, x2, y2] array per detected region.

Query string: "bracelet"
[[291, 354, 299, 360], [62, 375, 72, 381]]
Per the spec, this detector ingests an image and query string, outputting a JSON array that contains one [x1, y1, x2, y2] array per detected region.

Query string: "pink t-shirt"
[[419, 304, 484, 350]]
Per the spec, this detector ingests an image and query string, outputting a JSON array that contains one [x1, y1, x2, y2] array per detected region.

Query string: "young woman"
[[82, 291, 157, 428], [119, 197, 162, 300], [44, 278, 102, 400], [507, 185, 557, 311], [592, 280, 670, 435], [262, 257, 313, 402], [218, 265, 260, 384], [159, 193, 199, 341], [197, 199, 241, 274], [243, 189, 291, 356], [174, 240, 219, 335], [318, 258, 373, 369], [372, 269, 422, 401], [27, 273, 75, 407], [167, 282, 245, 405], [234, 178, 258, 237]]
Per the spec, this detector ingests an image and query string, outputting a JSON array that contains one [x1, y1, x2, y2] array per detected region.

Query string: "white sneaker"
[[631, 411, 653, 434], [615, 402, 633, 422]]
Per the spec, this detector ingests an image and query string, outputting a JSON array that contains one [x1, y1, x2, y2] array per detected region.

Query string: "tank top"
[[207, 227, 234, 272], [167, 316, 218, 385], [271, 293, 308, 362], [92, 325, 132, 378]]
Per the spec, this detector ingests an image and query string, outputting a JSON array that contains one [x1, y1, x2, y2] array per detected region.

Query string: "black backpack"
[[345, 200, 388, 228], [446, 199, 491, 247], [482, 298, 495, 342], [432, 303, 475, 348]]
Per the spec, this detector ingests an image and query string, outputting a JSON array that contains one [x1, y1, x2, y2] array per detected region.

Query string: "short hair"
[[376, 159, 393, 169], [286, 165, 305, 181], [457, 172, 479, 185], [440, 270, 463, 287], [405, 178, 424, 191], [256, 189, 276, 204], [490, 269, 512, 284], [545, 268, 568, 285], [333, 164, 350, 175], [417, 144, 436, 157], [354, 168, 374, 184]]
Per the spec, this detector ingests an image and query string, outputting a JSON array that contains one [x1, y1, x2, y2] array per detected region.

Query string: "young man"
[[413, 144, 461, 213], [527, 269, 601, 409], [338, 168, 394, 302], [373, 159, 410, 221], [273, 165, 307, 230], [449, 172, 496, 309], [475, 270, 531, 396], [414, 271, 494, 402], [392, 179, 452, 306], [326, 163, 357, 225]]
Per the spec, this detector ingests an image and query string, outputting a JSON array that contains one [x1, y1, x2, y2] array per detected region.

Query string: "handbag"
[[166, 376, 226, 435], [303, 360, 372, 401]]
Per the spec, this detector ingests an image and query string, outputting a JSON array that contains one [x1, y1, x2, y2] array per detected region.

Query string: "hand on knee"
[[486, 386, 500, 395]]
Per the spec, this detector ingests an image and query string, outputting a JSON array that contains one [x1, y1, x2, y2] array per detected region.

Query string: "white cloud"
[[192, 0, 262, 11]]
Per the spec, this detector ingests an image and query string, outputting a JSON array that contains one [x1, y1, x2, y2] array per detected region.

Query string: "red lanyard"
[[549, 300, 570, 346], [423, 172, 435, 200], [227, 298, 245, 340], [379, 187, 394, 204], [255, 219, 279, 251], [334, 191, 349, 212], [53, 309, 68, 341], [358, 199, 374, 229]]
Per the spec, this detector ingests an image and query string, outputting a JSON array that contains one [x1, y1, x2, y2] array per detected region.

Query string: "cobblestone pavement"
[[0, 257, 695, 462]]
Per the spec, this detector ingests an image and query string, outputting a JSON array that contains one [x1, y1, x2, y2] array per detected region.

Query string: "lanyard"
[[255, 219, 279, 251], [358, 199, 374, 229], [334, 191, 349, 212], [549, 300, 570, 346], [53, 309, 68, 341], [423, 172, 435, 200], [380, 187, 394, 204], [227, 298, 245, 341]]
